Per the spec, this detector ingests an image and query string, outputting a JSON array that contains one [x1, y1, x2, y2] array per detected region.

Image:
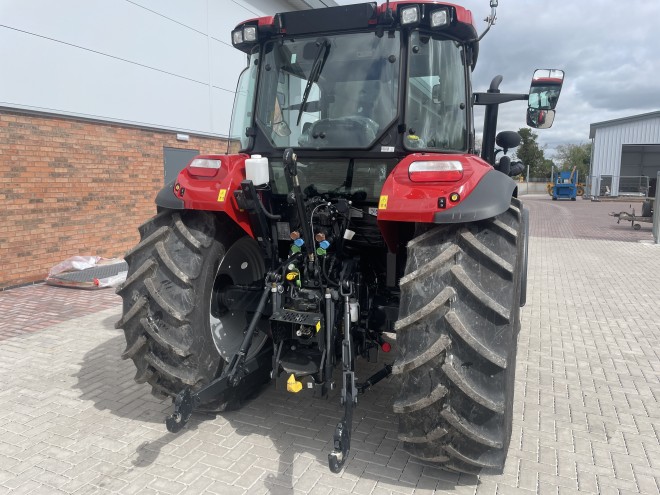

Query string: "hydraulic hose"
[[257, 195, 281, 220]]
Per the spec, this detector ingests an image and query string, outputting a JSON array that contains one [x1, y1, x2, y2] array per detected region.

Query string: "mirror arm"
[[473, 92, 529, 105], [477, 74, 528, 166], [476, 2, 498, 42]]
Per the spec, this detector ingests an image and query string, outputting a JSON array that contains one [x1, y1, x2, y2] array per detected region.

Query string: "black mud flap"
[[155, 180, 184, 210], [433, 170, 516, 224]]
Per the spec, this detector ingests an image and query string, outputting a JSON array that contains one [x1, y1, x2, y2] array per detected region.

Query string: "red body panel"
[[173, 154, 254, 237], [377, 153, 492, 250], [237, 16, 275, 28], [533, 77, 563, 85], [377, 153, 492, 223]]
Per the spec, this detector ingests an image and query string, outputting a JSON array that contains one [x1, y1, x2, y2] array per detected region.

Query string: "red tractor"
[[116, 0, 563, 474]]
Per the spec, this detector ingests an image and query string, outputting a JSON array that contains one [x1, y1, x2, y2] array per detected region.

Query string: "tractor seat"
[[298, 116, 378, 148]]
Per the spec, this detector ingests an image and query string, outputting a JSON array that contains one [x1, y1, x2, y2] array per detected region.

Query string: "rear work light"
[[400, 6, 420, 25], [232, 25, 258, 46], [431, 9, 449, 28], [408, 160, 463, 182], [188, 158, 221, 177], [243, 25, 257, 42]]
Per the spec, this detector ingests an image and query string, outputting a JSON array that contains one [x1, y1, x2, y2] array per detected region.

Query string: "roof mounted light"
[[232, 25, 258, 46], [409, 160, 463, 182], [431, 9, 449, 28], [400, 6, 420, 26], [243, 25, 257, 42]]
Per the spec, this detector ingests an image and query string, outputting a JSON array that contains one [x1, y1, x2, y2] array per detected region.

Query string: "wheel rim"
[[209, 236, 269, 363]]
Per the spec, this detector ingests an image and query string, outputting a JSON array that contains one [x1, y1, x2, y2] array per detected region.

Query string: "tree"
[[542, 158, 555, 178], [514, 128, 549, 179], [555, 143, 591, 180]]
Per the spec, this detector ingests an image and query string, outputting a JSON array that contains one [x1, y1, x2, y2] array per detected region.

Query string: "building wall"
[[0, 110, 228, 288], [0, 0, 296, 138], [591, 114, 660, 195]]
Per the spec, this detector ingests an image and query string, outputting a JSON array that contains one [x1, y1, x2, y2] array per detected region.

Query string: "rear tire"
[[115, 209, 270, 410], [393, 198, 523, 474]]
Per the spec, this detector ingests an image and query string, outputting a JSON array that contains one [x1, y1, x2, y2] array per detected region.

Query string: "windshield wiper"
[[297, 40, 330, 126]]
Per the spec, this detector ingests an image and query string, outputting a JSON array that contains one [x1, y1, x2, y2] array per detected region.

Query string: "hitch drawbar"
[[165, 345, 272, 433], [165, 285, 272, 433], [327, 283, 393, 472], [328, 283, 357, 472]]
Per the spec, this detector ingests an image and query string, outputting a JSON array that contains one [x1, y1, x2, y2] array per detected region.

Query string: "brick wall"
[[0, 110, 229, 288]]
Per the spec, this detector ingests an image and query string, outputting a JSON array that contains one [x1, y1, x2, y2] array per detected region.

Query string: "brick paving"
[[0, 195, 658, 494], [524, 194, 653, 242], [0, 285, 120, 341]]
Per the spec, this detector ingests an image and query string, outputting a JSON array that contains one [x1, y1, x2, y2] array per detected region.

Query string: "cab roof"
[[232, 1, 479, 54]]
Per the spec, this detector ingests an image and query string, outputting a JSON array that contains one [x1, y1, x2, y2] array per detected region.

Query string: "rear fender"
[[155, 154, 253, 237], [377, 153, 516, 251], [156, 180, 184, 210]]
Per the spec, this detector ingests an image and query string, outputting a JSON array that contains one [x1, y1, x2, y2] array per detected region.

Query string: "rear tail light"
[[408, 160, 463, 182], [188, 158, 221, 177]]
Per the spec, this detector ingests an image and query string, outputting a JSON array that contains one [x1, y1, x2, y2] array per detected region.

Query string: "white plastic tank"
[[245, 154, 269, 186]]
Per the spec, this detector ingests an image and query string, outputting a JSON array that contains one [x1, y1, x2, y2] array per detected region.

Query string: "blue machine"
[[552, 167, 577, 201]]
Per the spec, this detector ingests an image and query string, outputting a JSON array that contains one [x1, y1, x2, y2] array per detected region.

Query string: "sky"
[[335, 0, 660, 156]]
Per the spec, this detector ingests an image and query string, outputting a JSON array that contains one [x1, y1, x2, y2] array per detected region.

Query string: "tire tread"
[[393, 199, 523, 474]]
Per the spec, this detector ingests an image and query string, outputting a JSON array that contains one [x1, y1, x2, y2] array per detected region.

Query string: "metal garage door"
[[620, 144, 660, 196]]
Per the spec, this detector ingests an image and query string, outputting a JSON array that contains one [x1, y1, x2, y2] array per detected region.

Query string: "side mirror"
[[496, 130, 521, 152], [527, 108, 555, 129], [528, 69, 564, 109], [527, 69, 563, 128]]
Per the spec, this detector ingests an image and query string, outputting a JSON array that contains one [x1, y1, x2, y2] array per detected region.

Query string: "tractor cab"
[[230, 3, 477, 150], [228, 2, 479, 204]]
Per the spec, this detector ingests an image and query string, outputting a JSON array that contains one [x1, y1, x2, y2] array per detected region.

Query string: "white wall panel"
[[0, 28, 211, 133], [129, 0, 209, 33], [211, 87, 238, 137], [1, 1, 209, 83], [0, 0, 311, 137], [210, 36, 248, 91]]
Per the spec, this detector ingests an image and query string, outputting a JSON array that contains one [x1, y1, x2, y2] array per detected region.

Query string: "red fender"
[[377, 153, 497, 251], [168, 154, 254, 237]]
